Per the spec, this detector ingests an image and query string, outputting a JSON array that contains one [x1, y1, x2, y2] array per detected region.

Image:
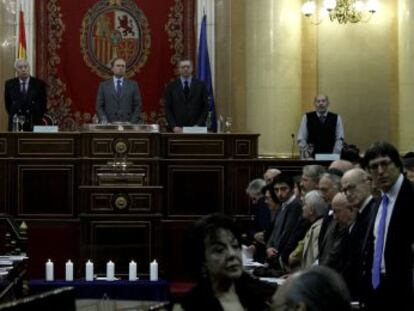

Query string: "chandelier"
[[302, 0, 379, 24]]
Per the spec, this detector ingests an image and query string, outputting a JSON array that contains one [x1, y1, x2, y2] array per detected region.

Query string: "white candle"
[[150, 259, 158, 281], [65, 260, 74, 281], [45, 259, 54, 281], [129, 260, 137, 281], [85, 260, 94, 281], [106, 260, 115, 281]]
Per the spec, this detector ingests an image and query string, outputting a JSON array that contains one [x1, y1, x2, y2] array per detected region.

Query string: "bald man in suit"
[[96, 58, 142, 123]]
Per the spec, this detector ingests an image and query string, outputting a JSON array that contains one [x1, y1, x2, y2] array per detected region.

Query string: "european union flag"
[[197, 14, 217, 132]]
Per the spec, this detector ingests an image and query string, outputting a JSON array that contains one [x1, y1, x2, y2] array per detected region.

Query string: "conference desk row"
[[0, 131, 317, 281]]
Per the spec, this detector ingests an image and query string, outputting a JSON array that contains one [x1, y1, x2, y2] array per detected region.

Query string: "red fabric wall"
[[35, 0, 195, 130]]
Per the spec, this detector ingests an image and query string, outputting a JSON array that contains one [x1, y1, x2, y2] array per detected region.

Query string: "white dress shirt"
[[297, 111, 344, 154]]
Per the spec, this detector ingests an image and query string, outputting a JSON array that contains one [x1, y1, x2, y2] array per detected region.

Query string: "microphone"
[[291, 133, 295, 159]]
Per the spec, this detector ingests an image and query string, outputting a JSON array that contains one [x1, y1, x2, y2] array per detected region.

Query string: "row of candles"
[[45, 259, 158, 282]]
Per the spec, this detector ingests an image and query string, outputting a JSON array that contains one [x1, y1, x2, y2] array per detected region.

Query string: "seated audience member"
[[328, 159, 354, 173], [300, 165, 325, 195], [271, 266, 351, 311], [264, 168, 281, 185], [402, 151, 414, 182], [289, 190, 328, 269], [173, 213, 276, 311], [266, 173, 309, 270], [340, 143, 362, 167], [245, 178, 271, 236]]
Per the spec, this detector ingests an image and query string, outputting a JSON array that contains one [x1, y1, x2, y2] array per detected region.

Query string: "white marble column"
[[245, 0, 302, 155], [398, 0, 414, 152]]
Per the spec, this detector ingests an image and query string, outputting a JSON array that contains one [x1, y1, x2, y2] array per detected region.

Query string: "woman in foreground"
[[172, 213, 276, 311]]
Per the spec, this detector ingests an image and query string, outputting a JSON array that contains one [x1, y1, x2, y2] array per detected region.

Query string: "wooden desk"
[[0, 131, 319, 280]]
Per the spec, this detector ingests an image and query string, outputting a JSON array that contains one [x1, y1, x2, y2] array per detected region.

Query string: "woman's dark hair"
[[274, 172, 294, 190], [340, 143, 362, 165], [184, 213, 242, 280], [363, 141, 403, 172], [285, 266, 351, 311], [261, 183, 280, 204]]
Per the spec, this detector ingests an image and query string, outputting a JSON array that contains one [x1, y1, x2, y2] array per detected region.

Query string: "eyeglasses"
[[368, 159, 393, 171], [316, 99, 327, 103]]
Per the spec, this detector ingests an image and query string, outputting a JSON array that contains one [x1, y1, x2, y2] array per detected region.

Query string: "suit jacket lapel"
[[176, 79, 185, 102]]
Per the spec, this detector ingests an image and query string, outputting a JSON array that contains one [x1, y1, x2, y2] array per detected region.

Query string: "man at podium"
[[296, 94, 344, 158], [96, 58, 142, 124], [164, 59, 208, 133], [4, 59, 47, 131]]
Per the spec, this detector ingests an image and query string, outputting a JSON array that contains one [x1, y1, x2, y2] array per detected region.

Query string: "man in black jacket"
[[266, 173, 309, 269], [4, 59, 47, 131], [340, 168, 377, 301], [164, 59, 208, 133], [361, 141, 414, 310]]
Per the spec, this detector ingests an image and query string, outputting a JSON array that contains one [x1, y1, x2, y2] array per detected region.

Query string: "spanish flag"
[[18, 9, 27, 59]]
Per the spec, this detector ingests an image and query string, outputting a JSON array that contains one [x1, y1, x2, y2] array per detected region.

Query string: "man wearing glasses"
[[362, 141, 414, 310], [297, 94, 344, 158]]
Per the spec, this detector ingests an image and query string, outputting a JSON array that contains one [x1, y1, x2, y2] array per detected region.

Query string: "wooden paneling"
[[0, 137, 7, 155], [25, 220, 81, 279], [17, 165, 75, 217], [167, 139, 225, 157], [79, 186, 162, 215], [1, 131, 262, 281], [84, 220, 155, 275], [166, 165, 225, 217]]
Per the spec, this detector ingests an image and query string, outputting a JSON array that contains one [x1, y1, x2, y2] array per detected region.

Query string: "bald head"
[[341, 168, 371, 208], [264, 168, 281, 184], [329, 160, 354, 173], [332, 193, 356, 226]]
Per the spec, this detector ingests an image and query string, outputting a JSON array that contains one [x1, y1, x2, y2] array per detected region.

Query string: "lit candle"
[[129, 260, 137, 281], [106, 260, 115, 281], [45, 259, 54, 281], [85, 260, 94, 281], [65, 260, 74, 281], [150, 259, 158, 281]]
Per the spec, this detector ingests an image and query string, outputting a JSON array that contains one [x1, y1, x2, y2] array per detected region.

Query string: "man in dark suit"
[[341, 168, 377, 301], [4, 59, 47, 131], [164, 59, 208, 133], [362, 141, 414, 310], [96, 58, 142, 123], [297, 94, 344, 158], [266, 173, 309, 269]]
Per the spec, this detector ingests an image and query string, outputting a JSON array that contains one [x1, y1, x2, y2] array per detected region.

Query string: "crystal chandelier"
[[302, 0, 379, 24]]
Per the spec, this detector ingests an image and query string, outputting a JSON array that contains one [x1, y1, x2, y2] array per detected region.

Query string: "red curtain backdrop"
[[35, 0, 195, 130]]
